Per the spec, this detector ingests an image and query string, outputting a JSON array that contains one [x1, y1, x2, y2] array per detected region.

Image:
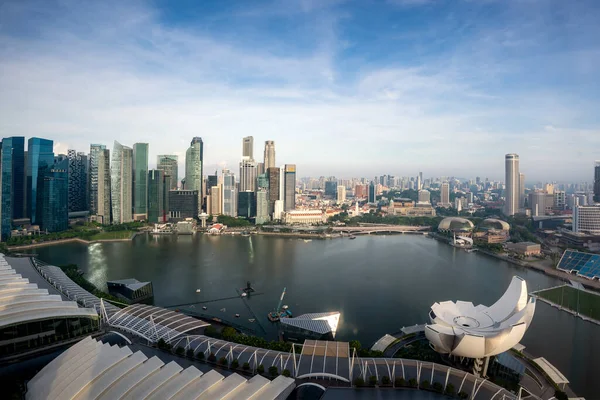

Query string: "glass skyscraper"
[[27, 138, 54, 224], [238, 191, 256, 218], [133, 143, 149, 219], [147, 170, 164, 223], [185, 137, 203, 214], [1, 137, 25, 239], [67, 150, 88, 212], [89, 144, 106, 216], [110, 141, 133, 224], [40, 156, 69, 232], [222, 169, 237, 217], [157, 155, 178, 190], [284, 164, 296, 211]]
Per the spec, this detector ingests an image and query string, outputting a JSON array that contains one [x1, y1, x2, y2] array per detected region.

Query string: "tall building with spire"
[[111, 141, 133, 224], [264, 140, 275, 169], [185, 137, 203, 214], [504, 154, 520, 216]]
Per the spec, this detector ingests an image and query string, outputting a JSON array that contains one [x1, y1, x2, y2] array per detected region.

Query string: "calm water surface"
[[27, 234, 600, 398]]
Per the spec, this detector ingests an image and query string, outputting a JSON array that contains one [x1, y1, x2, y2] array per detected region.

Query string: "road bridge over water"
[[331, 225, 430, 235]]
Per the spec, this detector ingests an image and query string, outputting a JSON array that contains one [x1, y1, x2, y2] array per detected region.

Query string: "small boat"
[[349, 236, 356, 240], [303, 239, 312, 243], [202, 306, 207, 310], [248, 319, 255, 322], [235, 314, 240, 318], [241, 292, 247, 297], [220, 308, 226, 312], [196, 289, 201, 293]]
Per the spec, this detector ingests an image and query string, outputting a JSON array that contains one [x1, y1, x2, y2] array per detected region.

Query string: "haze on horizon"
[[1, 0, 599, 182]]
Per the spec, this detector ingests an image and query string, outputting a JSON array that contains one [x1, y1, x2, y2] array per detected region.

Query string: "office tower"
[[169, 190, 198, 221], [27, 138, 54, 224], [185, 137, 203, 214], [529, 192, 546, 217], [283, 164, 296, 211], [273, 199, 284, 221], [573, 205, 600, 234], [207, 173, 218, 195], [96, 148, 111, 224], [157, 155, 178, 190], [337, 186, 346, 204], [256, 162, 265, 177], [89, 144, 106, 216], [0, 137, 25, 239], [209, 184, 222, 215], [519, 173, 526, 208], [147, 170, 164, 223], [267, 167, 280, 215], [40, 157, 68, 232], [132, 143, 149, 220], [243, 136, 254, 160], [594, 161, 600, 203], [325, 181, 337, 197], [239, 158, 257, 192], [66, 150, 88, 213], [256, 190, 269, 224], [554, 191, 566, 210], [440, 182, 450, 206], [257, 173, 269, 191], [416, 172, 423, 191], [504, 154, 519, 216], [368, 182, 376, 203], [222, 169, 237, 217], [264, 140, 275, 169], [110, 141, 133, 224], [238, 191, 256, 218], [418, 189, 431, 204]]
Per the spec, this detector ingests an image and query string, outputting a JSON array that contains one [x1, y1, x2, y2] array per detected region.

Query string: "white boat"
[[241, 292, 247, 297], [249, 319, 255, 322], [220, 308, 226, 312], [235, 314, 240, 318], [196, 289, 201, 293], [202, 306, 207, 310], [303, 239, 312, 243]]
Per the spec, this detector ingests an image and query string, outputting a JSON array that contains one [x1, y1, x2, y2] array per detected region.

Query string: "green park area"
[[535, 285, 600, 322]]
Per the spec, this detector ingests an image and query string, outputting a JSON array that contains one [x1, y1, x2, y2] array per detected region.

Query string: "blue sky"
[[1, 0, 599, 181]]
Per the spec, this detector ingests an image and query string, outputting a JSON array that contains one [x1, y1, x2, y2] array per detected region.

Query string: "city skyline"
[[1, 1, 599, 181]]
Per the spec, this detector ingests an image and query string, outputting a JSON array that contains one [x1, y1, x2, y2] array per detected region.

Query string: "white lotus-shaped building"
[[425, 276, 536, 359]]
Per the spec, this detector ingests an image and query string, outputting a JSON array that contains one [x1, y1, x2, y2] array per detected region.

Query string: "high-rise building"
[[594, 161, 600, 203], [273, 199, 284, 221], [89, 144, 106, 216], [110, 141, 133, 224], [67, 150, 88, 213], [337, 186, 346, 204], [157, 155, 178, 190], [208, 184, 222, 215], [27, 138, 54, 224], [417, 172, 423, 191], [256, 190, 269, 224], [243, 136, 254, 160], [132, 143, 148, 220], [325, 181, 337, 197], [573, 205, 600, 235], [440, 182, 450, 206], [418, 189, 431, 204], [0, 137, 25, 239], [96, 148, 111, 224], [238, 191, 256, 218], [284, 164, 296, 211], [529, 191, 546, 217], [185, 137, 203, 214], [147, 170, 164, 223], [239, 158, 257, 192], [264, 140, 275, 169], [168, 190, 198, 221], [222, 169, 237, 217], [368, 182, 376, 203], [40, 157, 68, 232], [267, 167, 280, 215], [257, 162, 265, 177], [207, 173, 218, 195], [554, 191, 566, 211], [257, 173, 269, 191], [504, 154, 519, 216], [519, 173, 526, 209]]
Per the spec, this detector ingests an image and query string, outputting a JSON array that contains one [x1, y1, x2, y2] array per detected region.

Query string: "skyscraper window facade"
[[168, 190, 198, 221], [239, 158, 257, 192], [594, 161, 600, 204], [110, 141, 133, 224], [267, 167, 280, 215], [96, 148, 111, 224], [67, 150, 88, 213], [238, 191, 256, 218], [132, 143, 149, 219], [27, 138, 54, 224], [222, 169, 237, 217], [242, 136, 254, 159], [263, 140, 275, 169], [157, 155, 178, 190], [185, 137, 203, 214], [40, 157, 68, 232], [147, 170, 164, 223], [0, 137, 25, 239], [504, 154, 520, 216], [89, 144, 106, 216], [440, 182, 450, 206], [284, 164, 296, 211], [368, 182, 376, 203], [256, 189, 269, 224]]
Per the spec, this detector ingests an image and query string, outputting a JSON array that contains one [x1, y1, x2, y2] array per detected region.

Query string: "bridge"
[[331, 225, 430, 235]]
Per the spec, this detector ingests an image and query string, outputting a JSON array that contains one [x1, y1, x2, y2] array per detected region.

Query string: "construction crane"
[[267, 287, 292, 322]]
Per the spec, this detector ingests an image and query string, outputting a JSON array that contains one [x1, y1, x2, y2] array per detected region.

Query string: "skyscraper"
[[239, 158, 257, 192], [132, 143, 148, 220], [417, 172, 423, 191], [440, 182, 450, 206], [110, 141, 133, 224], [27, 138, 54, 224], [519, 173, 526, 208], [208, 184, 222, 215], [418, 189, 431, 204], [222, 169, 237, 217], [243, 136, 254, 160], [147, 169, 164, 223], [40, 157, 68, 232], [96, 148, 111, 224], [67, 150, 88, 213], [264, 140, 275, 169], [238, 191, 256, 218], [267, 167, 280, 215], [157, 155, 178, 190], [256, 190, 269, 224], [0, 137, 25, 239], [185, 137, 203, 213], [594, 161, 600, 203], [504, 154, 519, 216], [284, 164, 296, 211], [89, 144, 106, 216], [337, 186, 346, 204], [368, 181, 376, 203]]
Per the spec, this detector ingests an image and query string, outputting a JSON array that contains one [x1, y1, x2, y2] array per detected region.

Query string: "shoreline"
[[7, 235, 135, 250]]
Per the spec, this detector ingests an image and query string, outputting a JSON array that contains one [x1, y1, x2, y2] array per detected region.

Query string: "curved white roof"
[[280, 312, 340, 337], [26, 336, 296, 400], [425, 276, 536, 358], [438, 217, 475, 231], [481, 218, 510, 231], [0, 255, 97, 330]]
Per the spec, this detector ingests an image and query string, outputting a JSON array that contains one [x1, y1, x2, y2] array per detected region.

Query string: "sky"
[[1, 0, 599, 182]]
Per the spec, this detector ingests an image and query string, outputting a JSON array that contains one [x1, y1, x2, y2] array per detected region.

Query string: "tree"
[[420, 380, 430, 390], [186, 348, 194, 358], [394, 377, 406, 387], [432, 382, 443, 392], [257, 364, 264, 374], [381, 376, 390, 385], [268, 366, 279, 377], [208, 353, 217, 362], [349, 340, 362, 351], [458, 391, 469, 399], [368, 375, 377, 386], [445, 383, 455, 396], [353, 377, 365, 387], [242, 362, 250, 370], [408, 378, 418, 388], [204, 325, 219, 338], [218, 357, 228, 366], [157, 338, 166, 349], [230, 359, 239, 369], [221, 327, 237, 340], [282, 369, 291, 377], [175, 346, 185, 356], [196, 351, 205, 360]]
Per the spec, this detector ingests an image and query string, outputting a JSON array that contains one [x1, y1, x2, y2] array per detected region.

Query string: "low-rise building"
[[506, 242, 541, 256], [283, 210, 326, 225]]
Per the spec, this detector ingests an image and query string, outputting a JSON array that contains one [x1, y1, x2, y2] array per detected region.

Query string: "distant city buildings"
[[504, 154, 520, 216], [157, 155, 178, 190], [132, 143, 148, 220], [185, 137, 203, 214]]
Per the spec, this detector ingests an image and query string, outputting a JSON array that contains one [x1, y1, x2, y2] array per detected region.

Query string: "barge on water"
[[268, 287, 293, 322]]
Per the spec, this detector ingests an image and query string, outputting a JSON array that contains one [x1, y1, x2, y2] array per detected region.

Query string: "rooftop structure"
[[26, 336, 296, 400], [437, 217, 475, 232], [557, 250, 600, 280], [280, 311, 340, 341], [107, 279, 153, 304], [425, 276, 536, 360], [479, 218, 510, 231]]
